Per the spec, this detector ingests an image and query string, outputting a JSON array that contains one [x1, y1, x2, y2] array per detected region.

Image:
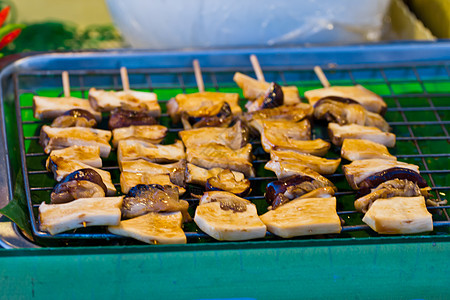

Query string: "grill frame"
[[3, 44, 450, 246]]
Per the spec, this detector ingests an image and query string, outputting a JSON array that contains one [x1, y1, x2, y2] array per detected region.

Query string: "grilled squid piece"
[[341, 139, 396, 161], [260, 197, 342, 238], [46, 156, 116, 195], [205, 169, 251, 197], [108, 107, 158, 130], [233, 72, 300, 105], [50, 169, 107, 204], [342, 159, 421, 190], [88, 88, 160, 116], [39, 196, 123, 235], [117, 139, 185, 164], [185, 163, 245, 186], [313, 96, 390, 132], [354, 179, 433, 213], [265, 160, 336, 190], [194, 191, 267, 241], [265, 175, 336, 209], [50, 109, 98, 128], [179, 121, 248, 150], [181, 102, 233, 129], [112, 125, 167, 147], [33, 96, 102, 121], [167, 92, 242, 123], [328, 123, 396, 147], [186, 143, 255, 177], [243, 102, 313, 123], [48, 145, 102, 168], [120, 159, 186, 187], [40, 125, 112, 157], [270, 150, 340, 175], [121, 184, 190, 222], [304, 85, 387, 115], [245, 82, 284, 112]]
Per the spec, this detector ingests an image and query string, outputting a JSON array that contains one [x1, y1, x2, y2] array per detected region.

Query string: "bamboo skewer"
[[120, 66, 130, 91], [313, 66, 331, 88], [193, 59, 205, 93], [250, 54, 265, 82], [62, 71, 71, 97]]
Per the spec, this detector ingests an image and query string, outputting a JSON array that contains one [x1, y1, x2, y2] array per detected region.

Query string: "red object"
[[0, 6, 10, 28], [0, 28, 21, 50]]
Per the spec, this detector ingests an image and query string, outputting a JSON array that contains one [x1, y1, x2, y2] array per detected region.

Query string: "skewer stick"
[[313, 66, 331, 88], [62, 71, 71, 97], [250, 54, 265, 82], [120, 66, 130, 91], [193, 59, 205, 93]]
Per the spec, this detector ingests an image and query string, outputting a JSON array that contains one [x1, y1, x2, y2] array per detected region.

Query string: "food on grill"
[[39, 196, 123, 235], [260, 197, 342, 238], [181, 102, 233, 129], [297, 187, 336, 199], [33, 96, 102, 121], [354, 179, 432, 213], [313, 96, 390, 131], [120, 159, 186, 187], [46, 156, 116, 195], [179, 121, 248, 150], [233, 72, 300, 105], [108, 211, 186, 245], [120, 172, 186, 195], [186, 143, 255, 177], [185, 163, 245, 186], [362, 196, 433, 234], [121, 184, 190, 221], [194, 191, 266, 241], [50, 168, 107, 204], [270, 150, 341, 175], [341, 139, 396, 161], [118, 139, 185, 164], [205, 169, 251, 197], [328, 123, 396, 147], [261, 129, 330, 156], [342, 159, 420, 190], [245, 82, 284, 112], [265, 175, 336, 209], [167, 92, 242, 122], [356, 167, 428, 196], [48, 145, 102, 168], [112, 125, 167, 147], [50, 109, 98, 128], [40, 125, 112, 157], [251, 119, 310, 140], [108, 107, 158, 130], [88, 88, 160, 116], [243, 102, 313, 123], [304, 85, 387, 115]]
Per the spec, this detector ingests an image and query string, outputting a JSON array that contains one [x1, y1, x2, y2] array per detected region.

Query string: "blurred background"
[[2, 0, 449, 55]]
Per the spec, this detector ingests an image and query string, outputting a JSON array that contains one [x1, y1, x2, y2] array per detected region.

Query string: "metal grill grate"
[[14, 60, 450, 244]]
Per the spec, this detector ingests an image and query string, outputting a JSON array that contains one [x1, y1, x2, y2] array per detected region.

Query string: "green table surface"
[[0, 241, 449, 299]]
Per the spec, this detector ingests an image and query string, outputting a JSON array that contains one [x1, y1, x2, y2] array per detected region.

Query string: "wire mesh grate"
[[13, 60, 450, 245]]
